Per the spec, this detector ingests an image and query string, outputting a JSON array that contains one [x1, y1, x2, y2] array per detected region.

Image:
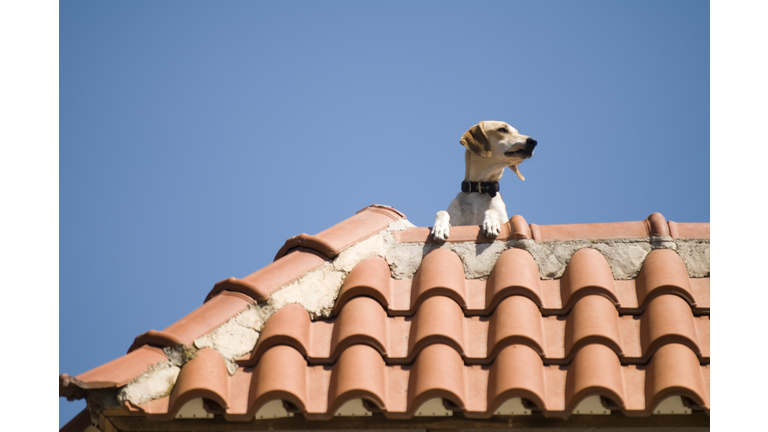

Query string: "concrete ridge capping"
[[122, 343, 709, 421]]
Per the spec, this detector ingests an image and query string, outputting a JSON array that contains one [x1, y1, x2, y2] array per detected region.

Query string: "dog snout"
[[526, 137, 537, 148]]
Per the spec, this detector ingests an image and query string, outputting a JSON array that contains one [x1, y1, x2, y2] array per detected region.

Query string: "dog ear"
[[460, 122, 491, 158], [510, 165, 525, 181]]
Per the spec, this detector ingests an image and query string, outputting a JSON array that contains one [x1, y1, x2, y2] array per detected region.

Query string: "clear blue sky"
[[58, 1, 709, 426]]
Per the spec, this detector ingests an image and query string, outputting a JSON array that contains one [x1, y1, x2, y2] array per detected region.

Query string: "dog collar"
[[461, 180, 499, 198]]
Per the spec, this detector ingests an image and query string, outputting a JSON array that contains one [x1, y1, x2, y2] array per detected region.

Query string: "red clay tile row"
[[333, 249, 710, 317], [132, 343, 709, 421], [237, 294, 708, 367], [395, 213, 709, 244], [274, 205, 405, 260]]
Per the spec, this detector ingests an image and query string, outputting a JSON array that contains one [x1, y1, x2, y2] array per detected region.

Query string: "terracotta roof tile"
[[129, 290, 253, 352], [60, 206, 709, 425], [123, 342, 709, 420], [139, 347, 230, 421], [238, 293, 707, 367], [636, 249, 699, 306], [274, 205, 405, 259], [206, 249, 327, 303], [333, 249, 709, 316], [668, 221, 710, 239]]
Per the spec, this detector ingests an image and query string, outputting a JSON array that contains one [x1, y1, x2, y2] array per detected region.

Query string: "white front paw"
[[433, 220, 450, 242], [433, 211, 450, 242], [483, 216, 501, 238]]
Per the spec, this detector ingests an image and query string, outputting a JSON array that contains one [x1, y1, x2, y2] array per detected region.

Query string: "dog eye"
[[497, 127, 509, 133]]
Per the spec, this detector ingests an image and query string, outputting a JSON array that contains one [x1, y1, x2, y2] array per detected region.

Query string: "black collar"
[[461, 180, 499, 197]]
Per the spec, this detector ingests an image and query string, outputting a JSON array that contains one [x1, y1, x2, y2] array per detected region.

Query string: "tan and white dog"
[[432, 121, 537, 241]]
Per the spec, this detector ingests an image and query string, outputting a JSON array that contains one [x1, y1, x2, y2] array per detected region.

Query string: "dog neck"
[[464, 150, 508, 182]]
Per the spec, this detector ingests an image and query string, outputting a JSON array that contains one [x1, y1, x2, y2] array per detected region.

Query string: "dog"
[[431, 121, 537, 242]]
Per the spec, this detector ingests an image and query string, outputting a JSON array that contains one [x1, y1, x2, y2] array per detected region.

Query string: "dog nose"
[[526, 137, 537, 147]]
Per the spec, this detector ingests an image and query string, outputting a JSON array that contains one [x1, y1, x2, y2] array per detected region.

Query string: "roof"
[[59, 204, 710, 430]]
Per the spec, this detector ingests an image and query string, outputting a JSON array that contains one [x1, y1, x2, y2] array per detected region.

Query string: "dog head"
[[460, 121, 537, 180]]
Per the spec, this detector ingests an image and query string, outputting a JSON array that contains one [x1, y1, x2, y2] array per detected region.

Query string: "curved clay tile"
[[564, 344, 626, 413], [163, 291, 252, 348], [65, 345, 168, 393], [690, 278, 710, 311], [645, 212, 670, 237], [668, 221, 710, 239], [273, 205, 405, 260], [696, 316, 710, 359], [227, 339, 711, 419], [487, 344, 548, 412], [223, 368, 254, 419], [564, 295, 624, 361], [162, 347, 229, 420], [487, 296, 546, 359], [407, 295, 467, 360], [248, 345, 309, 415], [411, 249, 467, 310], [509, 215, 532, 239], [326, 344, 388, 417], [332, 256, 392, 316], [537, 221, 649, 242], [636, 249, 696, 308], [245, 304, 312, 366], [245, 287, 708, 368], [406, 344, 467, 415], [128, 329, 183, 353], [485, 248, 543, 310], [641, 294, 703, 362], [206, 249, 327, 303], [560, 248, 620, 312], [135, 395, 171, 416], [645, 343, 709, 413], [330, 296, 388, 360], [392, 226, 433, 243]]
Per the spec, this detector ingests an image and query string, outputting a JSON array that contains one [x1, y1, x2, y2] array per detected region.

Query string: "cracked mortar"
[[385, 236, 709, 281], [117, 218, 416, 405], [117, 362, 180, 406], [115, 219, 709, 407]]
